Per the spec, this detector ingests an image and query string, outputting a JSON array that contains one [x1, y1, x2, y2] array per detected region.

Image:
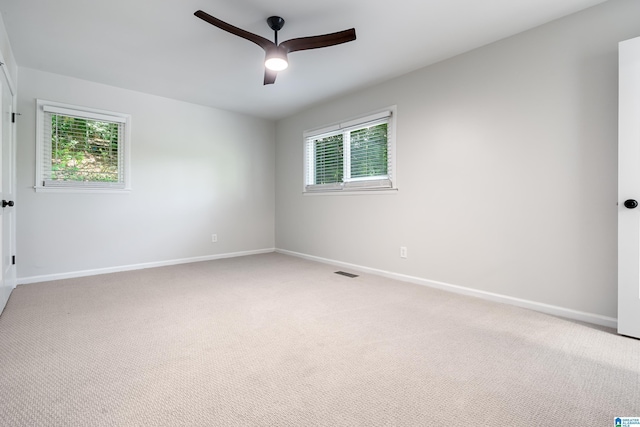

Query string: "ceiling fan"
[[194, 10, 357, 85]]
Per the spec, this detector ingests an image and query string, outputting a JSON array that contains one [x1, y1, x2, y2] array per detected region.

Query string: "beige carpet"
[[0, 253, 638, 426]]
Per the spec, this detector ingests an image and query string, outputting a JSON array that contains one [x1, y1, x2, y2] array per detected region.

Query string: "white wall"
[[275, 0, 640, 319], [17, 68, 275, 280]]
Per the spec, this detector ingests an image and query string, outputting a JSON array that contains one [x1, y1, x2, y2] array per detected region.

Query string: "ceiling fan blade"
[[280, 28, 356, 53], [264, 68, 278, 85], [194, 10, 274, 51]]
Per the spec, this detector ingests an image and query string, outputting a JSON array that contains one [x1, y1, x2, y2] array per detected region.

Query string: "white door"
[[618, 36, 640, 339], [0, 64, 15, 315]]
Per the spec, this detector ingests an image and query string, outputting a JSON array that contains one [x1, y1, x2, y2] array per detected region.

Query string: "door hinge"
[[11, 112, 21, 123], [11, 255, 15, 265]]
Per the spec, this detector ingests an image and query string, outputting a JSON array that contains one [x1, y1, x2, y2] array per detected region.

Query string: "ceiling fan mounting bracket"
[[267, 16, 285, 32]]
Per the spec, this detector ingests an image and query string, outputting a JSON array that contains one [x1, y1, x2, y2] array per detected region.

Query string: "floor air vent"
[[335, 271, 358, 278]]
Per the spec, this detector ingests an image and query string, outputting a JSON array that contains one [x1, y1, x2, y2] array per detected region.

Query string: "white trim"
[[303, 188, 398, 196], [275, 248, 617, 329], [17, 246, 616, 329], [303, 124, 340, 140], [33, 187, 131, 194], [43, 105, 128, 123], [341, 111, 391, 130], [304, 110, 392, 139], [17, 248, 275, 285], [0, 58, 16, 97]]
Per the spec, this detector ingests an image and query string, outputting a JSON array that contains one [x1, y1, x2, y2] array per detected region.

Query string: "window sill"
[[34, 186, 131, 194], [303, 188, 398, 196]]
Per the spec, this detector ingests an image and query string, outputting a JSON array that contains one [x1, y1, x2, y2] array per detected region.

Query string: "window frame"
[[35, 99, 132, 193], [303, 106, 397, 195]]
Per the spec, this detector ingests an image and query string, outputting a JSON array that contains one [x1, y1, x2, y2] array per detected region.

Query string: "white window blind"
[[304, 109, 395, 192], [36, 100, 131, 192]]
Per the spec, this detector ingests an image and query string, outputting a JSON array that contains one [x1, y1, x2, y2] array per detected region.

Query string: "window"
[[304, 108, 396, 193], [35, 100, 131, 192]]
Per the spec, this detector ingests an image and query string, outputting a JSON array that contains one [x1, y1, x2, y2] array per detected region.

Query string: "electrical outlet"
[[400, 246, 407, 258], [212, 234, 218, 243]]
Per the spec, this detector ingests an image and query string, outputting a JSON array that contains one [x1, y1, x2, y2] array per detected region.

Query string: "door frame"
[[0, 57, 17, 299]]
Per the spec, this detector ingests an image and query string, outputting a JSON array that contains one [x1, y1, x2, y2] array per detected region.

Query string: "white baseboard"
[[17, 248, 276, 285], [275, 248, 618, 330], [17, 247, 617, 329]]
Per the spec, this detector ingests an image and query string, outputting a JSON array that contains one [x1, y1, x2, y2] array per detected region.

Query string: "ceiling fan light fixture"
[[265, 51, 288, 71]]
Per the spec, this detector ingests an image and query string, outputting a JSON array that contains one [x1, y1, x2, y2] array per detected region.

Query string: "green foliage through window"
[[311, 122, 388, 185], [350, 123, 388, 179], [314, 134, 344, 184], [51, 115, 119, 182]]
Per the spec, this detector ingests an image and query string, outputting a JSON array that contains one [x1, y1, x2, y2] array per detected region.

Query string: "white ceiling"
[[0, 0, 606, 120]]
